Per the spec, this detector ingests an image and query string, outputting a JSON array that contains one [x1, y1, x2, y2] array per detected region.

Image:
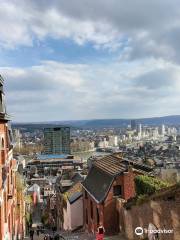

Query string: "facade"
[[82, 154, 152, 236], [0, 75, 25, 240], [44, 127, 71, 154], [63, 182, 83, 231], [56, 173, 85, 231]]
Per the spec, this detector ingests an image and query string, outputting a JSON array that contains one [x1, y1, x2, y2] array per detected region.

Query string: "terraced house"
[[0, 75, 25, 240]]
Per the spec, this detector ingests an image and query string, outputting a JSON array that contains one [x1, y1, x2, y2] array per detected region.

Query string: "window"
[[86, 209, 88, 224], [96, 208, 99, 225], [90, 200, 93, 219], [85, 191, 88, 199], [113, 185, 122, 196], [11, 170, 13, 184], [1, 138, 4, 149]]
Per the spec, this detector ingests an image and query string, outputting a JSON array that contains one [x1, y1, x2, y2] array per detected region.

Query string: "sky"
[[1, 0, 180, 122]]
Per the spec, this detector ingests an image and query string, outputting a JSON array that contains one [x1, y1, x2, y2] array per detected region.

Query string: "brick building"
[[0, 75, 25, 239], [82, 154, 152, 236]]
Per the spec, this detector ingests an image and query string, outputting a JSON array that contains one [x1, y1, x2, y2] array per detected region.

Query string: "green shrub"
[[135, 175, 170, 196]]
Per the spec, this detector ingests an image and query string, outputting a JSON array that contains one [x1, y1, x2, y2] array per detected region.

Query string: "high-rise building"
[[44, 126, 71, 154], [159, 124, 166, 136], [138, 124, 142, 138], [130, 119, 136, 130], [108, 135, 118, 147]]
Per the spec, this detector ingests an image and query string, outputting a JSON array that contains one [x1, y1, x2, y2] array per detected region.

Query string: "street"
[[25, 232, 127, 240]]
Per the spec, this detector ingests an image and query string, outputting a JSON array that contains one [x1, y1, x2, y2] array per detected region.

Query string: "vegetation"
[[14, 143, 43, 155], [26, 212, 32, 227], [41, 212, 49, 225], [135, 175, 170, 196], [16, 172, 25, 191]]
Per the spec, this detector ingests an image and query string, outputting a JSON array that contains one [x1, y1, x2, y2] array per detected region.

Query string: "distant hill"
[[12, 115, 180, 130]]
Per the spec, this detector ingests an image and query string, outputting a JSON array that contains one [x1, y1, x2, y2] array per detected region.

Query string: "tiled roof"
[[93, 155, 127, 176], [93, 154, 153, 176], [64, 182, 82, 203]]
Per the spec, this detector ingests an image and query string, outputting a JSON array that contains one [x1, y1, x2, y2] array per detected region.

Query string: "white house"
[[63, 183, 83, 231]]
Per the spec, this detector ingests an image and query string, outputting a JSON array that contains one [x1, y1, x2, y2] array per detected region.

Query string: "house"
[[56, 172, 85, 231], [63, 182, 83, 231], [0, 75, 25, 239], [82, 154, 153, 235]]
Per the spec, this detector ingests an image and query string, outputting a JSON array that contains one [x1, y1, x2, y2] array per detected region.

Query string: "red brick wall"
[[104, 198, 119, 235], [0, 120, 19, 239], [122, 170, 136, 200], [83, 190, 104, 234], [83, 170, 137, 236]]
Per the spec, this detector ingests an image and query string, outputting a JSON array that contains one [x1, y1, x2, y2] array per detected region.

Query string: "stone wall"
[[117, 187, 180, 240]]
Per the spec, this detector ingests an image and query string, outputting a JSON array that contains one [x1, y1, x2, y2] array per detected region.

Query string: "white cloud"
[[0, 0, 121, 50], [1, 58, 180, 121], [0, 0, 180, 60], [1, 1, 180, 121]]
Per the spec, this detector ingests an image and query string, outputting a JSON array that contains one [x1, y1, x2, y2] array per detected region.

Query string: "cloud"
[[0, 0, 180, 62], [1, 58, 180, 121], [1, 1, 180, 121]]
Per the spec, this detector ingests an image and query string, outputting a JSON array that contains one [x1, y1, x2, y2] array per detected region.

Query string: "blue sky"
[[1, 38, 120, 67], [1, 0, 180, 122]]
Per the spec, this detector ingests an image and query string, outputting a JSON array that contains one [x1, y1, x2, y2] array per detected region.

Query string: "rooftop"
[[65, 182, 82, 204], [82, 154, 153, 203], [82, 166, 114, 203], [93, 154, 153, 176], [36, 154, 72, 160]]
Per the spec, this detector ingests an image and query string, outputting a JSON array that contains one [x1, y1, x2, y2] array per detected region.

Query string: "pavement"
[[32, 203, 42, 226], [26, 203, 127, 240], [25, 232, 127, 240]]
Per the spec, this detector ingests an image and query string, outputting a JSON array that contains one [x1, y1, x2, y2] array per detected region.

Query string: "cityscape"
[[0, 1, 180, 240]]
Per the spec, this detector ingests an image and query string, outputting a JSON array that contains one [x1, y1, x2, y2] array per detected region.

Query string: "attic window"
[[113, 185, 122, 196]]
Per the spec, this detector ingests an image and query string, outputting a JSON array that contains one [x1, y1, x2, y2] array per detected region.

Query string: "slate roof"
[[71, 172, 85, 183], [82, 166, 114, 203], [68, 192, 82, 204], [65, 182, 83, 204]]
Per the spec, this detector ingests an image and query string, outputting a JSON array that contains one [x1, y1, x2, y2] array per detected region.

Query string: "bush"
[[135, 175, 170, 196]]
